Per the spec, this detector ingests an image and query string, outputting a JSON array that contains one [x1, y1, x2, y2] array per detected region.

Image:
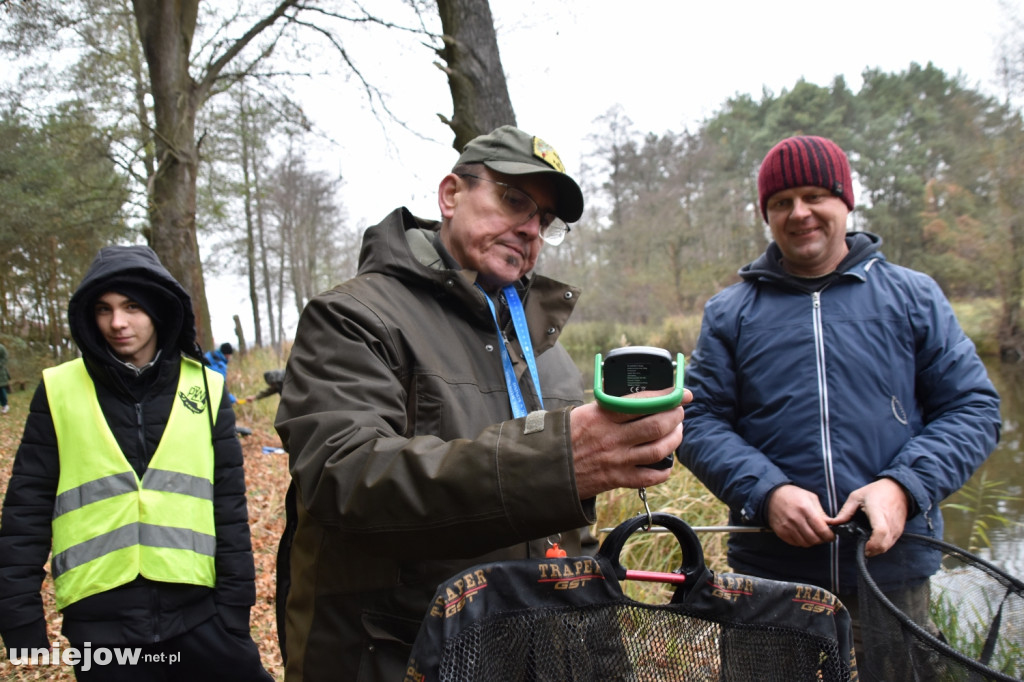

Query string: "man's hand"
[[766, 484, 835, 547], [570, 389, 690, 500], [829, 478, 909, 557]]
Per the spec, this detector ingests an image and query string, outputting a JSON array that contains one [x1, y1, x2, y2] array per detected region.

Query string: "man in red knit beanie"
[[681, 135, 1000, 679]]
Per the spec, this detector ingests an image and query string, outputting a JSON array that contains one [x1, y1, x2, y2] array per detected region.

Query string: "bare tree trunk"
[[275, 246, 286, 348], [47, 236, 62, 359], [239, 90, 264, 348], [257, 173, 277, 350], [126, 3, 156, 199], [131, 0, 209, 346], [233, 314, 247, 355], [289, 224, 305, 323], [434, 0, 515, 150], [244, 174, 263, 348], [130, 0, 300, 349]]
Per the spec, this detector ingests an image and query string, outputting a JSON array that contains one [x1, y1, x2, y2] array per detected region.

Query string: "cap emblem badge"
[[532, 137, 565, 173]]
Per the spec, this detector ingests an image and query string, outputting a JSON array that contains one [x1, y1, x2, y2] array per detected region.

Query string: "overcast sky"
[[210, 0, 1021, 342]]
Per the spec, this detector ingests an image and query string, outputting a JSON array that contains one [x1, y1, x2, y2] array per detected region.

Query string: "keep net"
[[853, 530, 1024, 682], [405, 513, 855, 681]]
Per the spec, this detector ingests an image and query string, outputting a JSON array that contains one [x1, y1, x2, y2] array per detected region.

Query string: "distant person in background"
[[679, 135, 1001, 676], [0, 341, 9, 414], [205, 342, 237, 404], [238, 369, 285, 405], [0, 245, 272, 681]]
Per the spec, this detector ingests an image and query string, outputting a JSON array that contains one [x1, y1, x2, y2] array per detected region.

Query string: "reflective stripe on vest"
[[44, 357, 222, 610]]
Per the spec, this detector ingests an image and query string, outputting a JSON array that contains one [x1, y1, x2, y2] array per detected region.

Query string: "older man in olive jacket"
[[275, 126, 689, 682]]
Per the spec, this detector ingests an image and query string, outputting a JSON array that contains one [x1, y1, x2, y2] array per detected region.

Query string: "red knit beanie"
[[757, 136, 854, 221]]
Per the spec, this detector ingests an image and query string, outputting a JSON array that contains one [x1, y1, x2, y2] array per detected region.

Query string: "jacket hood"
[[356, 208, 493, 313], [354, 208, 581, 348], [68, 245, 199, 366], [740, 231, 883, 284], [357, 208, 445, 278]]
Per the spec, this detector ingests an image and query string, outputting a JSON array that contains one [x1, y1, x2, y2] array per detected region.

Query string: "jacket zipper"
[[812, 291, 841, 594], [135, 403, 147, 474]]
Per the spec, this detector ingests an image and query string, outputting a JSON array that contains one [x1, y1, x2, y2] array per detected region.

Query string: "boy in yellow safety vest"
[[0, 245, 272, 681]]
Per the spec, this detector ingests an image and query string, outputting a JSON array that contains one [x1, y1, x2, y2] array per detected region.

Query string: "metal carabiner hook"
[[637, 487, 653, 531], [545, 533, 567, 557]]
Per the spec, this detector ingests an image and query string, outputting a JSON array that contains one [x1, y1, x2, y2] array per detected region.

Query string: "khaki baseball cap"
[[456, 125, 584, 223]]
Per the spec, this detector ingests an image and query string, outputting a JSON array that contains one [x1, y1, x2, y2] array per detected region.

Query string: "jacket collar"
[[739, 231, 885, 292], [358, 207, 581, 355]]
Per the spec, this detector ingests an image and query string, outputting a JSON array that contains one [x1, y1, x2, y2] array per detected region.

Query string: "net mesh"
[[856, 532, 1024, 682], [406, 513, 855, 682], [433, 601, 848, 681]]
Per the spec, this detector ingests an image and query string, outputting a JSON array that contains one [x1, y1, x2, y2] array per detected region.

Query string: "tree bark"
[[233, 314, 247, 355], [131, 0, 209, 345], [257, 172, 277, 350], [435, 0, 515, 150], [130, 0, 300, 349], [239, 89, 264, 348]]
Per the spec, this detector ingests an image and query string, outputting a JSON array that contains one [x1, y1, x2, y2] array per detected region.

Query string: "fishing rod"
[[599, 525, 773, 534]]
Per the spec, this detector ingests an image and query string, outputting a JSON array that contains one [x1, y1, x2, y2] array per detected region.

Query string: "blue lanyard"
[[478, 284, 544, 418]]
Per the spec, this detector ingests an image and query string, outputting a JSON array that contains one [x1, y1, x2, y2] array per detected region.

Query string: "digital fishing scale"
[[593, 346, 685, 469]]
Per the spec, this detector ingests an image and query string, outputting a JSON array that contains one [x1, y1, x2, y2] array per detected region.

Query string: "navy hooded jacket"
[[680, 232, 1001, 595]]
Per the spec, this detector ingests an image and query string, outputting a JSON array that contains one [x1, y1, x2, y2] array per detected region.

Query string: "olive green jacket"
[[276, 208, 593, 682]]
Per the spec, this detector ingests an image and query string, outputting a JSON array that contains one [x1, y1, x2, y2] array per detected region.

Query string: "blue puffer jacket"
[[204, 349, 236, 403], [680, 232, 1001, 595]]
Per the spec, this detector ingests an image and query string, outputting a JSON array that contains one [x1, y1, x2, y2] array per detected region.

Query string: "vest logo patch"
[[179, 385, 208, 414]]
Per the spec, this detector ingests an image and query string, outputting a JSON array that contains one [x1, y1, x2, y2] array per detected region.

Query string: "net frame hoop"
[[853, 530, 1024, 682]]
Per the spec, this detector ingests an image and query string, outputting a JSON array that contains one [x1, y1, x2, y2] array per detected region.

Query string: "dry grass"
[[0, 346, 726, 680]]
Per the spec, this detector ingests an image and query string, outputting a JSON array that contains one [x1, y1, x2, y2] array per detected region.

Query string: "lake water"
[[941, 359, 1024, 581]]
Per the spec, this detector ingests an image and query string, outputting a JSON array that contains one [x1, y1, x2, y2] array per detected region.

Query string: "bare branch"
[[296, 3, 437, 39], [285, 17, 397, 125], [196, 0, 303, 102]]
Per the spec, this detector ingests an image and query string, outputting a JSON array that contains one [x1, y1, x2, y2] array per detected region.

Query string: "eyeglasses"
[[458, 174, 571, 245]]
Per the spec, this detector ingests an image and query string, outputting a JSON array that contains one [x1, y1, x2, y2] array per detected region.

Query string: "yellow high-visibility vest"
[[44, 357, 221, 610]]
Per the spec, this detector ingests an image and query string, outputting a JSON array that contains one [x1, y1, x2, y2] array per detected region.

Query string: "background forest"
[[3, 1, 1024, 377]]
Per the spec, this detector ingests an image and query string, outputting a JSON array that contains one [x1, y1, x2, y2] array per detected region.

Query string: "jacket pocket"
[[356, 610, 424, 681], [412, 394, 443, 437], [890, 395, 909, 426], [362, 610, 422, 646]]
